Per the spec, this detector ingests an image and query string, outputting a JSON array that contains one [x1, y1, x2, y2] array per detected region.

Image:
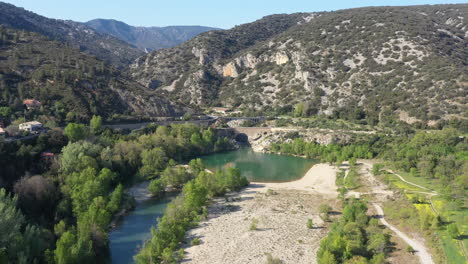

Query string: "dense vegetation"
[[135, 163, 248, 263], [0, 2, 142, 67], [0, 120, 236, 263], [271, 128, 467, 263], [131, 4, 467, 127], [271, 129, 466, 202], [0, 26, 178, 126], [317, 199, 388, 263]]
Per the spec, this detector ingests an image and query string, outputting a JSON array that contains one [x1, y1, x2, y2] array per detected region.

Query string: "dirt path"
[[349, 162, 436, 264], [385, 169, 437, 194], [372, 203, 435, 264]]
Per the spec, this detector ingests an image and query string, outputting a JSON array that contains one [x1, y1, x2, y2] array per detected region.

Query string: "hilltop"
[[85, 19, 219, 52], [130, 4, 467, 127], [0, 2, 143, 67], [0, 26, 181, 124]]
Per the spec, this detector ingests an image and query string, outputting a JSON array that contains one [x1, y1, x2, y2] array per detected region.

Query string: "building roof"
[[0, 127, 5, 134], [20, 121, 42, 126], [23, 99, 42, 107], [211, 107, 231, 112]]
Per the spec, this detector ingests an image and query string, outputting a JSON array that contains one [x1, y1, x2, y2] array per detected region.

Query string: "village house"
[[19, 121, 43, 132], [211, 107, 231, 115], [23, 99, 42, 110], [0, 127, 5, 136]]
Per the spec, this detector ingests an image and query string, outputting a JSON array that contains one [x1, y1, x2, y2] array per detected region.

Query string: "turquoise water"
[[108, 195, 174, 264], [109, 148, 315, 263], [201, 147, 316, 182]]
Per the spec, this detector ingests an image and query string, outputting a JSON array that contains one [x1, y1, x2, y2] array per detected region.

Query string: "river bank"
[[182, 163, 341, 264]]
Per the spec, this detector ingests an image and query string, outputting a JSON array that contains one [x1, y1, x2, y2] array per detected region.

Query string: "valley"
[[0, 1, 466, 264]]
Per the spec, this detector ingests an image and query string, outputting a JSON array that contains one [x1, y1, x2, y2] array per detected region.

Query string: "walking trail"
[[372, 203, 435, 264], [355, 161, 435, 264]]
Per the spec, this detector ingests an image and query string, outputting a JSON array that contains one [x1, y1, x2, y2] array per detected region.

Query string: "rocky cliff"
[[130, 5, 467, 125]]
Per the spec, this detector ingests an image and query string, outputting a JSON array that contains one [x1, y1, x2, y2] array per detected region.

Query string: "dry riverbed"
[[182, 164, 340, 264]]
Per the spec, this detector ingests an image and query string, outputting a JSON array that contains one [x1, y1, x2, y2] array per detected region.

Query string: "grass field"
[[386, 172, 467, 263]]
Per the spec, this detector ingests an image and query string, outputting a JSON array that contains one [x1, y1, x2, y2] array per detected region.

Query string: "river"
[[108, 148, 315, 263]]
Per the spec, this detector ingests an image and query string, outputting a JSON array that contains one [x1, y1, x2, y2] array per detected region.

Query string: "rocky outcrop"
[[129, 5, 467, 122]]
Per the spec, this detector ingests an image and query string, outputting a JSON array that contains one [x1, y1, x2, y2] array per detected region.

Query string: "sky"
[[3, 0, 467, 29]]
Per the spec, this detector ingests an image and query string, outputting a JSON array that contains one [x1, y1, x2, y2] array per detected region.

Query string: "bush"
[[265, 253, 283, 264], [447, 223, 460, 239], [148, 178, 165, 197], [250, 218, 259, 231], [191, 237, 201, 246]]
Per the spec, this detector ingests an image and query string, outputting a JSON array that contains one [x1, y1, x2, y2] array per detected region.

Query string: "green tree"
[[54, 231, 93, 264], [0, 189, 47, 264], [0, 106, 11, 119], [140, 147, 168, 178], [89, 115, 102, 134], [148, 178, 165, 197], [307, 219, 314, 229], [294, 102, 305, 117], [447, 223, 460, 239], [64, 123, 88, 142], [318, 250, 337, 264]]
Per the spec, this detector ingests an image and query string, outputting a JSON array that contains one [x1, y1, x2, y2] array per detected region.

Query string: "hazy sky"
[[3, 0, 467, 28]]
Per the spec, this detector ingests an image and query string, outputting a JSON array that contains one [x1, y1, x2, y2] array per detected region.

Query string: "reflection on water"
[[202, 147, 316, 182]]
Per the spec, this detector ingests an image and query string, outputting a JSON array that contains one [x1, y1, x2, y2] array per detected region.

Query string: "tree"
[[14, 175, 57, 219], [140, 147, 168, 178], [0, 106, 11, 119], [0, 189, 47, 263], [60, 141, 101, 174], [54, 231, 93, 264], [318, 250, 337, 264], [319, 204, 332, 221], [89, 115, 102, 135], [447, 223, 460, 239], [307, 219, 314, 229], [64, 123, 88, 142], [294, 102, 305, 117], [406, 246, 414, 254], [372, 164, 383, 176], [148, 178, 165, 197]]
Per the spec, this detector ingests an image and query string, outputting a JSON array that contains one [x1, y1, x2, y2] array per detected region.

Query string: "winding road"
[[372, 203, 435, 264], [354, 162, 437, 264]]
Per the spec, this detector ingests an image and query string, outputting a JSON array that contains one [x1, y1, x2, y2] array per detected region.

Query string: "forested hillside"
[[0, 26, 181, 125], [0, 2, 142, 67], [85, 19, 218, 52], [130, 4, 467, 127]]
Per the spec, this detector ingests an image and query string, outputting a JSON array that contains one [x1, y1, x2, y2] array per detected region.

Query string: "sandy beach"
[[182, 163, 340, 264]]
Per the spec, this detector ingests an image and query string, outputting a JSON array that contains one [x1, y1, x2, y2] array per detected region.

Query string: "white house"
[[19, 121, 43, 132]]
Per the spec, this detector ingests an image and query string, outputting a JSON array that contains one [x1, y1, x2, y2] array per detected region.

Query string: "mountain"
[[85, 19, 219, 52], [0, 2, 143, 67], [130, 4, 467, 126], [0, 26, 182, 124]]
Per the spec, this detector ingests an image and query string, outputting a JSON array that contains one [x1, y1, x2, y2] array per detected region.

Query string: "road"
[[352, 162, 436, 264], [372, 203, 435, 264]]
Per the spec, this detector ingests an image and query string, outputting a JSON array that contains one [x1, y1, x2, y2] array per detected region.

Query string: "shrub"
[[265, 253, 283, 264], [148, 178, 165, 197], [191, 237, 201, 246], [250, 218, 259, 231]]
